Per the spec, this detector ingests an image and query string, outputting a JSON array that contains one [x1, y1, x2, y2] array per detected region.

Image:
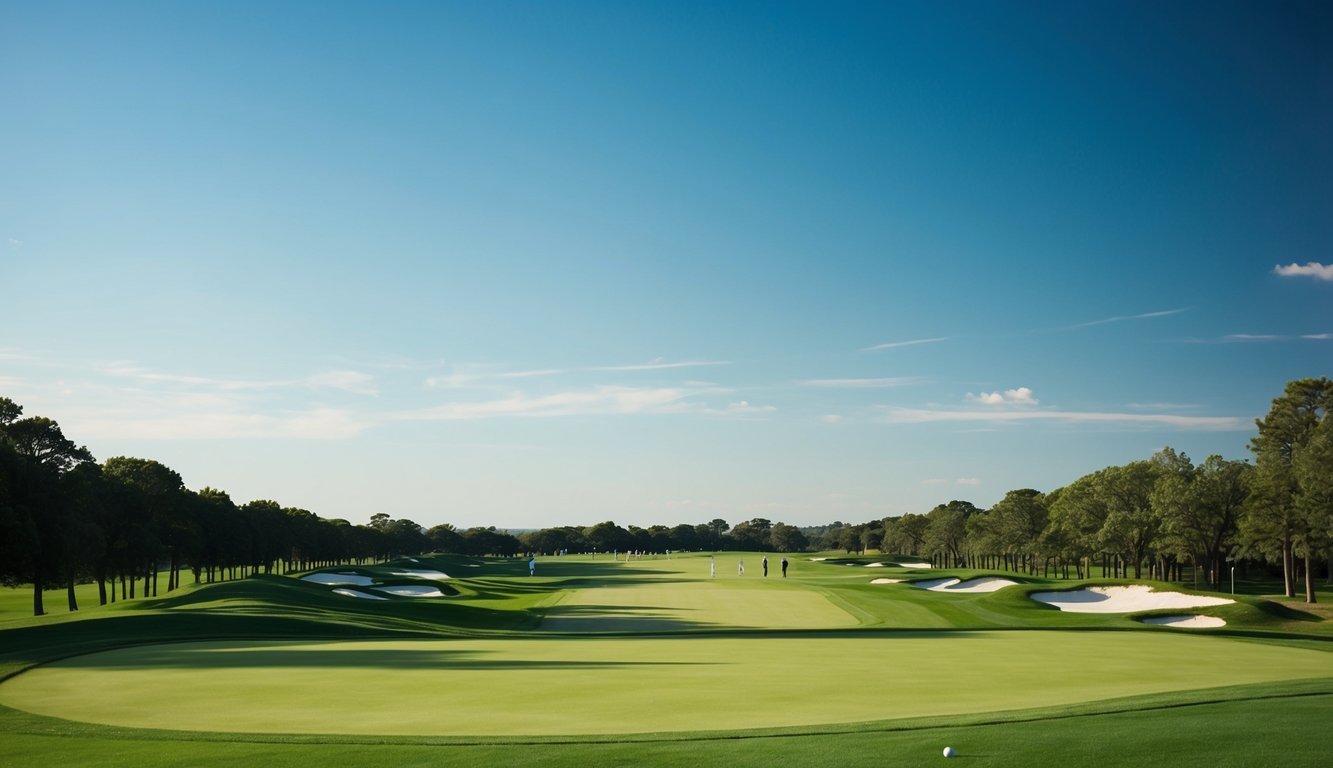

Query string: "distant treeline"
[[2, 378, 1329, 615]]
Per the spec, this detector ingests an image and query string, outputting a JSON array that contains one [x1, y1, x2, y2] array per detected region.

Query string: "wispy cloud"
[[802, 376, 925, 388], [956, 477, 981, 486], [7, 238, 21, 248], [821, 414, 844, 424], [1181, 333, 1332, 344], [426, 367, 564, 389], [717, 400, 777, 415], [1071, 308, 1188, 328], [861, 337, 949, 352], [67, 407, 368, 441], [99, 363, 379, 395], [965, 387, 1038, 406], [884, 407, 1244, 431], [399, 386, 703, 420], [589, 358, 732, 372], [1274, 262, 1333, 281]]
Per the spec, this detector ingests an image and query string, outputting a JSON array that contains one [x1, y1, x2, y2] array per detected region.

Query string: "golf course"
[[2, 552, 1330, 766]]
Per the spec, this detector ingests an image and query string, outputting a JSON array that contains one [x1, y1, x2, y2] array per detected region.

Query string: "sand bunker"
[[809, 557, 828, 561], [374, 585, 446, 598], [302, 573, 378, 586], [1031, 585, 1234, 613], [894, 561, 932, 569], [390, 569, 451, 580], [1141, 614, 1227, 628], [332, 588, 388, 600], [865, 562, 885, 567], [870, 578, 902, 584], [911, 577, 1018, 593]]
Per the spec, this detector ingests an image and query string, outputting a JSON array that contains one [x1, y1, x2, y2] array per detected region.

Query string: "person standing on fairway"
[[528, 557, 536, 576], [762, 556, 768, 577], [738, 559, 744, 576], [781, 557, 788, 577], [710, 556, 716, 578]]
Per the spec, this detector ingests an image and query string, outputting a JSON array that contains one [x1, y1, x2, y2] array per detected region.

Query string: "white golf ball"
[[943, 746, 956, 758]]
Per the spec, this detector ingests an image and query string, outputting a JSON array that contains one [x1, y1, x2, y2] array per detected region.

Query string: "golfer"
[[781, 557, 788, 577], [762, 556, 768, 577], [738, 559, 744, 576], [710, 556, 716, 578], [528, 557, 536, 576]]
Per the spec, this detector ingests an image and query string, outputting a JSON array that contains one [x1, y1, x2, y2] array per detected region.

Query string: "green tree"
[[769, 522, 808, 553], [1245, 377, 1333, 599], [1, 409, 95, 614]]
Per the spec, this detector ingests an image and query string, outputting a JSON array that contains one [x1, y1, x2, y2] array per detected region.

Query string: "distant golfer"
[[762, 556, 768, 577], [710, 556, 716, 578], [528, 557, 536, 576], [781, 557, 788, 577], [738, 559, 744, 576]]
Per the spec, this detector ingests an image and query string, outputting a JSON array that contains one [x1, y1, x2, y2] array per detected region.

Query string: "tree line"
[[3, 377, 1328, 614], [815, 378, 1332, 603]]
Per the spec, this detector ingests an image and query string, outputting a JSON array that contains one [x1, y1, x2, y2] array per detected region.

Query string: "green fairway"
[[3, 631, 1329, 736], [542, 578, 858, 630], [2, 552, 1331, 766]]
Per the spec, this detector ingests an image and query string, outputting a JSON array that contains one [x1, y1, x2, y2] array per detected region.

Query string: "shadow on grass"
[[52, 643, 718, 671]]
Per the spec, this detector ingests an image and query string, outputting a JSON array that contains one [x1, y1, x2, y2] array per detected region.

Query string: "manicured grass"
[[2, 632, 1330, 736], [0, 551, 1329, 766]]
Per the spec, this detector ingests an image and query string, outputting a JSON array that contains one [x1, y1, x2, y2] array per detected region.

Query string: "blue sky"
[[2, 0, 1329, 529]]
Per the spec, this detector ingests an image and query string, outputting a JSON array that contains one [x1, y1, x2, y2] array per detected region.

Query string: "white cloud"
[[966, 387, 1038, 406], [7, 238, 21, 248], [1301, 333, 1331, 340], [1223, 334, 1284, 342], [61, 405, 368, 441], [803, 377, 924, 388], [400, 386, 701, 420], [955, 477, 981, 486], [723, 400, 777, 415], [884, 407, 1245, 431], [1274, 262, 1333, 281], [304, 370, 378, 395], [862, 337, 949, 352], [590, 359, 731, 372], [1072, 308, 1188, 328], [821, 414, 844, 424]]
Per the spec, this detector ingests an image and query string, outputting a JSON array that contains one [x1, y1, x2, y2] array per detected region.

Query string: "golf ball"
[[943, 746, 956, 758]]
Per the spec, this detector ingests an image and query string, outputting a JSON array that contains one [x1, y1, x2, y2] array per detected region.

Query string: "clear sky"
[[2, 0, 1329, 530]]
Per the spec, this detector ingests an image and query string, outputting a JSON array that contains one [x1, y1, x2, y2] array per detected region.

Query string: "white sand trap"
[[894, 562, 932, 569], [332, 588, 388, 600], [390, 569, 451, 580], [1141, 614, 1227, 628], [1031, 585, 1234, 613], [464, 564, 482, 567], [870, 578, 902, 584], [373, 585, 446, 598], [406, 558, 419, 562], [865, 562, 885, 567], [302, 573, 378, 586], [809, 557, 828, 561], [911, 577, 1018, 593]]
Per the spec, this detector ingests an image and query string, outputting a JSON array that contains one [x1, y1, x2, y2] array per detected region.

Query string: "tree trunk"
[[67, 575, 78, 612], [1282, 540, 1295, 597], [1306, 552, 1318, 604], [98, 577, 107, 606], [33, 572, 45, 616]]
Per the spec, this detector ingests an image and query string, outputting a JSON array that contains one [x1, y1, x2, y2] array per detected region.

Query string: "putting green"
[[3, 632, 1330, 736], [541, 580, 858, 631]]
